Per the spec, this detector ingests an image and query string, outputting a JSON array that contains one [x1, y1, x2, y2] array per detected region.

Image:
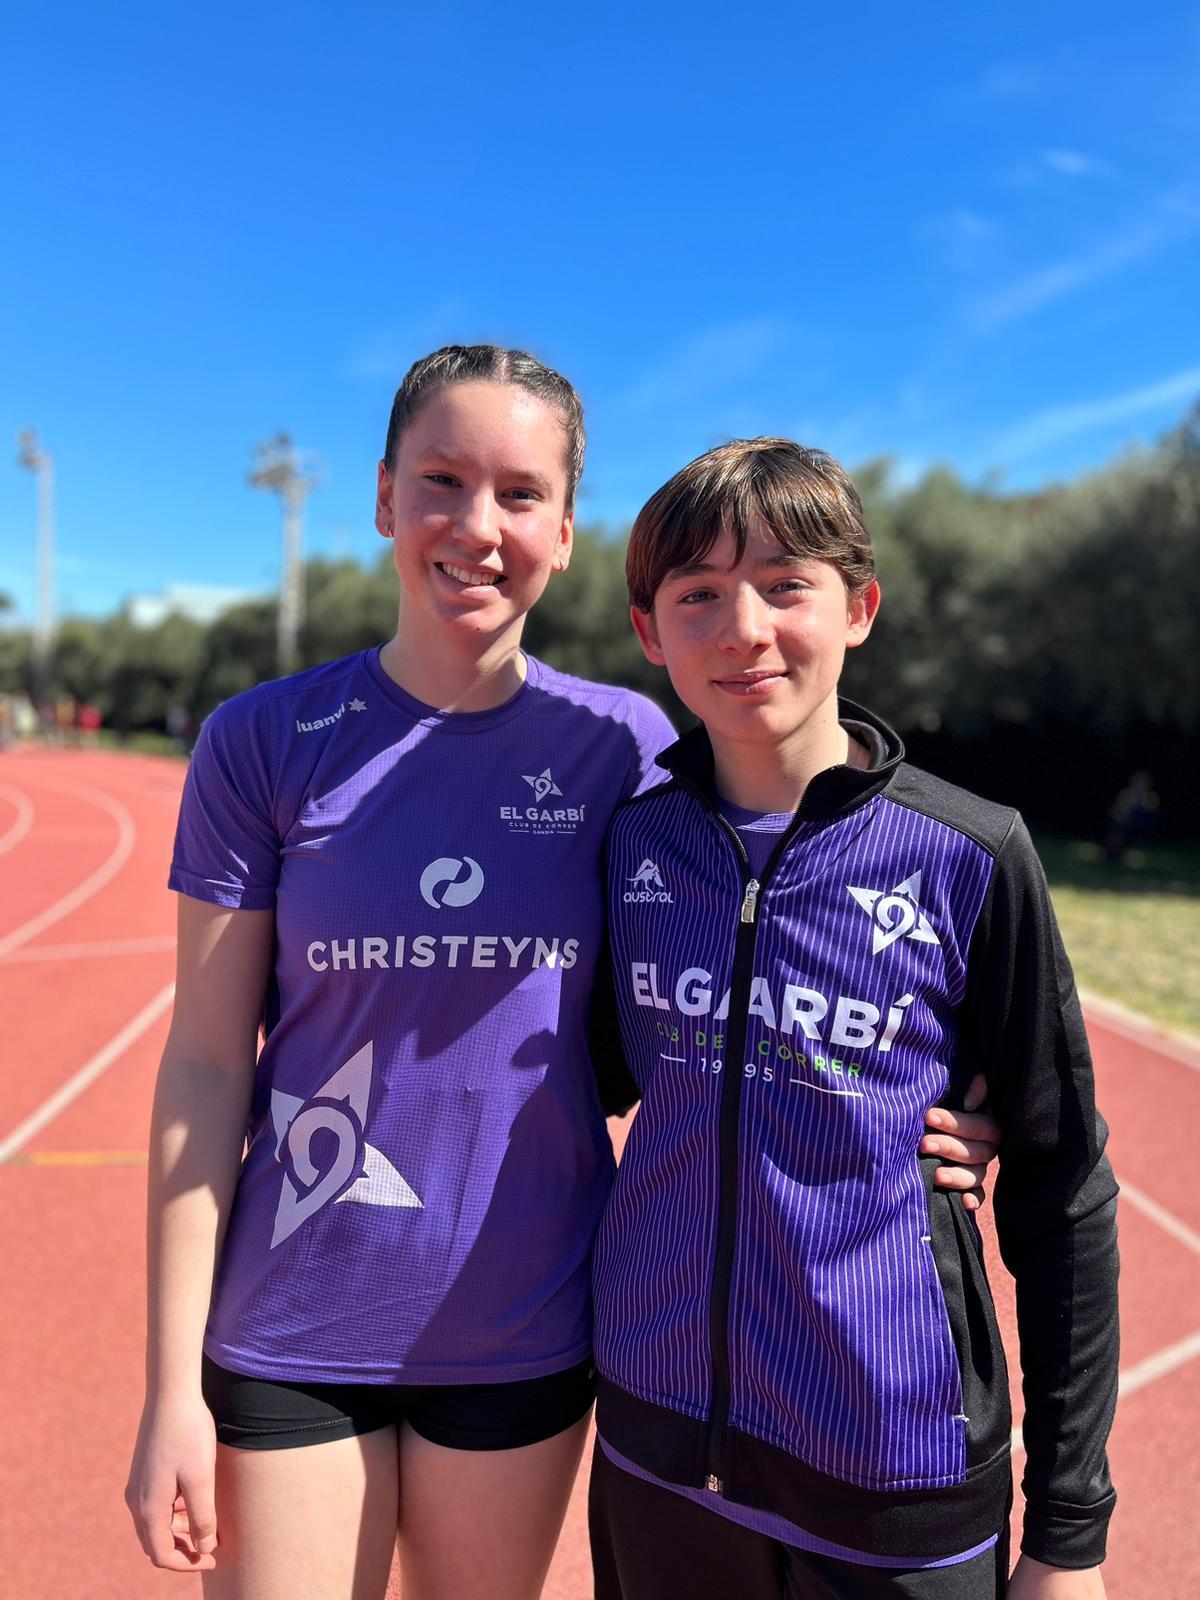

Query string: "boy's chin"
[[697, 688, 832, 746], [702, 699, 796, 739]]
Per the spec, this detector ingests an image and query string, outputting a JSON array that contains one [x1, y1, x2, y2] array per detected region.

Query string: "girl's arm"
[[125, 894, 274, 1572]]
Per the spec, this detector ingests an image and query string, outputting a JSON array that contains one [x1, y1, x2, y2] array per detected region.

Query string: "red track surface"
[[2, 747, 1196, 1599]]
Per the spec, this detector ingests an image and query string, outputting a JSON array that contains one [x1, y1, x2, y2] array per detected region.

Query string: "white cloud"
[[623, 318, 791, 410], [970, 63, 1048, 101], [969, 222, 1165, 331], [926, 208, 1003, 273], [1160, 182, 1200, 221], [1040, 148, 1111, 179], [960, 212, 998, 240], [344, 299, 473, 381], [1000, 148, 1114, 188], [991, 365, 1200, 462], [946, 209, 997, 239]]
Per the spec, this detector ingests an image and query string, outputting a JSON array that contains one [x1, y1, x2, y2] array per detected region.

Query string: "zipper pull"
[[705, 1474, 722, 1492], [740, 878, 760, 924]]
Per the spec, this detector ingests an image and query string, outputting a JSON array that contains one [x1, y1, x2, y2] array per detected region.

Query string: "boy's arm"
[[959, 815, 1119, 1570]]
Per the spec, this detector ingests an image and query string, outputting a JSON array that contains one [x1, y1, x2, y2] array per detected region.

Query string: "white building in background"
[[125, 583, 262, 629]]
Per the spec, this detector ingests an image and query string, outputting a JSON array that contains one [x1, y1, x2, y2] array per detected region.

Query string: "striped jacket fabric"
[[591, 703, 1118, 1568]]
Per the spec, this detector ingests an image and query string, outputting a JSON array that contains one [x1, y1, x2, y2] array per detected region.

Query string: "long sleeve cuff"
[[1022, 1489, 1116, 1568]]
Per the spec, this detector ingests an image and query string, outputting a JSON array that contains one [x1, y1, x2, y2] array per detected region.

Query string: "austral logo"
[[420, 856, 485, 910], [847, 870, 941, 956], [624, 859, 673, 905], [500, 766, 587, 836], [269, 1041, 422, 1249]]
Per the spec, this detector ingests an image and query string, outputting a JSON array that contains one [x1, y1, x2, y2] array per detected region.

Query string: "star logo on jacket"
[[269, 1041, 422, 1249], [522, 768, 562, 803], [847, 870, 941, 956], [348, 698, 367, 712]]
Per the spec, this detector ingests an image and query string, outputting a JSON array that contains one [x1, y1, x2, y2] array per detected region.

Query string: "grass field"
[[1036, 837, 1200, 1038]]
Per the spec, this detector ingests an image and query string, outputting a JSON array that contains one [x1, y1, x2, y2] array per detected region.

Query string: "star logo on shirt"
[[847, 870, 941, 956], [348, 698, 367, 712], [269, 1041, 422, 1249], [523, 768, 563, 804]]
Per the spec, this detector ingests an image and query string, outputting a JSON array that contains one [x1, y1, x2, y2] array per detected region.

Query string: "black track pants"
[[589, 1447, 1009, 1600]]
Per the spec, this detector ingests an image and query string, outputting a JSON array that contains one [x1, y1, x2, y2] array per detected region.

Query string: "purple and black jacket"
[[590, 704, 1118, 1570]]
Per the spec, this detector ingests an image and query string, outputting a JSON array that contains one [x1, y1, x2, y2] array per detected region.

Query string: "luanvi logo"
[[500, 766, 586, 835], [847, 870, 941, 956], [420, 855, 485, 909], [624, 859, 673, 905], [296, 703, 346, 733], [269, 1041, 422, 1248]]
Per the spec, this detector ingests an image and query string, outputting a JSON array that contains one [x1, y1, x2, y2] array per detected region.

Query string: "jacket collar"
[[656, 698, 905, 822]]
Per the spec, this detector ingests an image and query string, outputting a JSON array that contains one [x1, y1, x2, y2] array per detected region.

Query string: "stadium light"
[[16, 429, 55, 701], [248, 432, 319, 676]]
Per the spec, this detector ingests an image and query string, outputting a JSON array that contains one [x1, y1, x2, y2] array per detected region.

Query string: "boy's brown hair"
[[626, 437, 875, 611]]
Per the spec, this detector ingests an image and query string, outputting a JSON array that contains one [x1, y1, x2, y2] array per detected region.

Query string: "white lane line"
[[1012, 1331, 1200, 1450], [0, 783, 36, 856], [17, 826, 116, 844], [1083, 994, 1200, 1073], [1117, 1329, 1200, 1398], [0, 982, 176, 1162], [1119, 1178, 1200, 1257], [0, 935, 176, 964], [0, 781, 137, 958]]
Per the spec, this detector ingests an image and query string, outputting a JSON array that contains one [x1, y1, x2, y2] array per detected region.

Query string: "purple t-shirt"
[[717, 796, 793, 878], [170, 648, 673, 1384]]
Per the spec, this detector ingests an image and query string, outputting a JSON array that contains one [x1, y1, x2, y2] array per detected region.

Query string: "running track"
[[1, 747, 1196, 1599]]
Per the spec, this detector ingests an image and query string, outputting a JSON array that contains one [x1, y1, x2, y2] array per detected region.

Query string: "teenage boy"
[[589, 441, 1117, 1599]]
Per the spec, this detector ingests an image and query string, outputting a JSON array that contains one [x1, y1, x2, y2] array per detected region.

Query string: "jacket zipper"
[[703, 839, 760, 1494], [656, 748, 883, 1492], [660, 773, 813, 1493], [740, 879, 761, 923], [666, 792, 785, 1497]]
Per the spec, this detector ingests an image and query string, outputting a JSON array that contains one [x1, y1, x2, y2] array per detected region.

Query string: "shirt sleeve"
[[588, 927, 641, 1117], [168, 694, 281, 910], [623, 692, 676, 799], [959, 814, 1119, 1568], [589, 694, 672, 1115]]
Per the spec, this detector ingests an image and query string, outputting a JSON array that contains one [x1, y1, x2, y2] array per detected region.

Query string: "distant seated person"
[[1104, 770, 1158, 865]]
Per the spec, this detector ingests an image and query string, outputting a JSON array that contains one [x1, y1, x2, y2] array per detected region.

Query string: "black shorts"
[[201, 1353, 596, 1453]]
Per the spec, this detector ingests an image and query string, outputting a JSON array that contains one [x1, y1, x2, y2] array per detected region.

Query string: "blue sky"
[[2, 0, 1198, 621]]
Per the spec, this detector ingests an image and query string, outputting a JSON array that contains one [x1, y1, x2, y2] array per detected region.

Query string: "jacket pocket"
[[923, 1157, 1011, 1468]]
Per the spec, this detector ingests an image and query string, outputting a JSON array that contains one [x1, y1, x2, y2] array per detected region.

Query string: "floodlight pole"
[[17, 429, 55, 701], [248, 433, 317, 676]]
